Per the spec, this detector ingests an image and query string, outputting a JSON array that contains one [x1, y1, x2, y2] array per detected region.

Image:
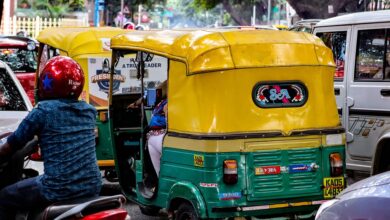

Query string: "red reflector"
[[330, 153, 343, 177], [29, 147, 42, 161], [81, 208, 128, 220]]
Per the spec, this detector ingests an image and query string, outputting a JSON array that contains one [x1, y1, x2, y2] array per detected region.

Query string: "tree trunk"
[[221, 0, 250, 25], [287, 0, 369, 19], [0, 0, 3, 25]]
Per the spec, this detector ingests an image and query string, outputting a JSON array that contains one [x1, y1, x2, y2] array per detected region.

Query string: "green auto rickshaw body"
[[109, 29, 345, 219]]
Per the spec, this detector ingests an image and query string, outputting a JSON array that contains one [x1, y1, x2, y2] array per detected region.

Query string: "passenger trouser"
[[0, 176, 50, 219], [148, 131, 165, 177]]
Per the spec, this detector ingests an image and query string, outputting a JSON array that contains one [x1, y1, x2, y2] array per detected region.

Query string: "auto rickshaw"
[[109, 29, 346, 219], [35, 27, 133, 178]]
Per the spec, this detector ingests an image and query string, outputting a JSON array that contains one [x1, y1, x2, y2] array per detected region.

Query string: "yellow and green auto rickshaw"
[[34, 27, 138, 178], [109, 29, 346, 219]]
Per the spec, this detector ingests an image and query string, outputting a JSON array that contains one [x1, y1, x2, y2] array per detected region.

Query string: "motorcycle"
[[0, 133, 129, 220]]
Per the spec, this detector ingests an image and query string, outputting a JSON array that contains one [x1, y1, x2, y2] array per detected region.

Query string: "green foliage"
[[31, 0, 73, 18], [69, 0, 85, 12], [193, 0, 219, 10]]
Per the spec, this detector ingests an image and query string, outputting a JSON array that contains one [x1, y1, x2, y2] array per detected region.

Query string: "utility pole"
[[252, 4, 256, 25], [267, 0, 271, 24], [138, 4, 142, 25], [121, 0, 124, 27]]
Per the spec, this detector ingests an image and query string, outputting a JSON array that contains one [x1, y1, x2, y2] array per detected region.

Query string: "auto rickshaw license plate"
[[323, 177, 344, 199]]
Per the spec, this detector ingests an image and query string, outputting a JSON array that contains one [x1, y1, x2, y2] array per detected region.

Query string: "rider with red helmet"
[[0, 56, 102, 219]]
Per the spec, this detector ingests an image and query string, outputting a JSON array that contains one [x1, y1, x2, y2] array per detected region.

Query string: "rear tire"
[[175, 202, 199, 220]]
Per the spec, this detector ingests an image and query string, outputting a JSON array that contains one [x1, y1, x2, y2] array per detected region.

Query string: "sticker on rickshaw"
[[218, 192, 242, 200], [252, 82, 307, 108], [88, 56, 167, 107], [288, 164, 315, 173], [255, 166, 281, 175], [194, 154, 204, 167], [323, 177, 344, 199], [199, 183, 218, 188]]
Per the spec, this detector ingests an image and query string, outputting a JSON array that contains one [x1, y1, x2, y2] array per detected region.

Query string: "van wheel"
[[139, 205, 160, 216], [175, 202, 199, 220]]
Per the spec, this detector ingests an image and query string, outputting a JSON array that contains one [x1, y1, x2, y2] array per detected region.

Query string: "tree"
[[286, 0, 370, 19], [0, 0, 3, 24], [32, 0, 70, 18], [194, 0, 269, 26], [192, 0, 387, 24]]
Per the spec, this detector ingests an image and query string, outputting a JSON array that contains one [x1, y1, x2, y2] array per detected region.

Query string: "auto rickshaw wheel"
[[175, 202, 199, 220], [104, 168, 118, 182], [139, 205, 160, 216]]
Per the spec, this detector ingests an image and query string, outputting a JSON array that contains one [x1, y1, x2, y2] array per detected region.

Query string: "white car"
[[0, 60, 44, 176], [0, 60, 32, 135]]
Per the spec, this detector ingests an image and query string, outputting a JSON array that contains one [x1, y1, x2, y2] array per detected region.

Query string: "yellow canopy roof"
[[111, 29, 335, 74], [37, 27, 130, 57]]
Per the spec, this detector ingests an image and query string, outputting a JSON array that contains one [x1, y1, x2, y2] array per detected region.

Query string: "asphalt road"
[[101, 181, 168, 220]]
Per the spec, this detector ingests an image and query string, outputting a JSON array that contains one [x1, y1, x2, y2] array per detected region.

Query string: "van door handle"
[[334, 88, 340, 95], [380, 89, 390, 96]]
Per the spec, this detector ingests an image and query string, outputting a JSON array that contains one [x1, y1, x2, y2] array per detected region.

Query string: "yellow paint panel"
[[37, 27, 130, 58], [269, 203, 289, 209], [291, 202, 312, 207], [111, 29, 335, 74], [97, 160, 115, 167], [244, 138, 321, 151], [164, 135, 327, 153], [168, 61, 339, 134]]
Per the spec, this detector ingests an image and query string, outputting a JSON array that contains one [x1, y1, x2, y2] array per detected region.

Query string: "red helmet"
[[38, 56, 84, 100], [123, 22, 135, 30]]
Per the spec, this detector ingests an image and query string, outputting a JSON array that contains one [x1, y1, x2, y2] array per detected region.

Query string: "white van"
[[313, 10, 390, 180]]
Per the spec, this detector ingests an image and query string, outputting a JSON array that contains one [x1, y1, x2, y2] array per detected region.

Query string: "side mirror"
[[27, 41, 36, 51]]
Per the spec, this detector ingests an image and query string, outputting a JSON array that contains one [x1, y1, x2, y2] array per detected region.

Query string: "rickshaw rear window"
[[252, 82, 308, 108]]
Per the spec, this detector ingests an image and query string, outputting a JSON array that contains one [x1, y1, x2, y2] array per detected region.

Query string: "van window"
[[354, 29, 390, 81], [317, 32, 347, 81]]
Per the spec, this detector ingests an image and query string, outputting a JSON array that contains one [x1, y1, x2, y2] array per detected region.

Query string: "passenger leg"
[[0, 176, 50, 219], [147, 133, 165, 177]]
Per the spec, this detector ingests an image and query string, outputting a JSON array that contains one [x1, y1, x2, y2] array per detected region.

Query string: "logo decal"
[[194, 154, 204, 167], [200, 183, 218, 188], [218, 192, 242, 200], [252, 82, 307, 108], [42, 74, 53, 90], [255, 166, 281, 175], [289, 163, 319, 173], [90, 58, 125, 93]]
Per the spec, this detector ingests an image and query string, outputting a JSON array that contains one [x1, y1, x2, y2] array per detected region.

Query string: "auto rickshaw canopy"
[[111, 29, 340, 135], [37, 27, 129, 57], [110, 29, 335, 74]]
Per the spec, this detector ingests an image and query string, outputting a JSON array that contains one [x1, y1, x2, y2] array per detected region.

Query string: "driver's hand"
[[127, 103, 139, 109], [0, 142, 12, 157]]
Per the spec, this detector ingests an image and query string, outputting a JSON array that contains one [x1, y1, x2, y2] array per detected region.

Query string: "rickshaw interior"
[[110, 50, 167, 198]]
